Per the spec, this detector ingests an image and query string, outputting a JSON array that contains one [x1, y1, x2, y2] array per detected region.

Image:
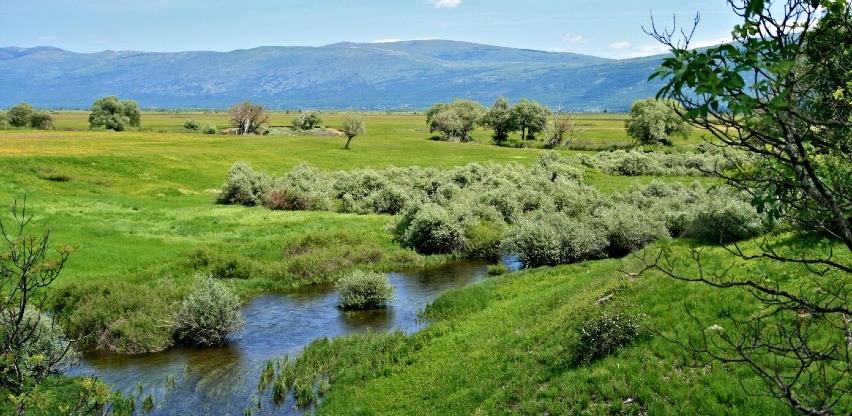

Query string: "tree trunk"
[[345, 136, 353, 149]]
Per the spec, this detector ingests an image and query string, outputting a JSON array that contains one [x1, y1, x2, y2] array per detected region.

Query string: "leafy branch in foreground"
[[639, 1, 852, 414]]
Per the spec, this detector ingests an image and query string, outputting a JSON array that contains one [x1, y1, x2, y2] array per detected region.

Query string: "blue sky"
[[0, 0, 739, 59]]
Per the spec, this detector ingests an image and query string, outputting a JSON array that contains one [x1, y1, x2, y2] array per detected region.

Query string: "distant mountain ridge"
[[0, 40, 667, 110]]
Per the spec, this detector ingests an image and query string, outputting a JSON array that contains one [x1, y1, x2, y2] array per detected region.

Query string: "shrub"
[[29, 111, 53, 130], [88, 96, 141, 131], [217, 162, 271, 206], [0, 308, 79, 380], [393, 203, 467, 255], [292, 111, 322, 130], [7, 102, 35, 127], [336, 270, 394, 310], [486, 264, 508, 276], [201, 123, 218, 134], [174, 277, 244, 347], [685, 192, 765, 243], [502, 213, 608, 267], [596, 204, 669, 256], [625, 98, 689, 145], [572, 311, 643, 364], [463, 220, 505, 259], [209, 255, 252, 280], [263, 163, 333, 211], [51, 281, 174, 353], [0, 111, 8, 129], [183, 119, 201, 131]]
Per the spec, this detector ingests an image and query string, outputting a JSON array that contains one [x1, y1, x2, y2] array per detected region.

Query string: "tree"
[[292, 111, 322, 130], [625, 98, 690, 145], [637, 1, 852, 414], [28, 112, 53, 130], [480, 97, 518, 144], [0, 199, 78, 414], [7, 103, 35, 128], [511, 99, 549, 140], [0, 111, 7, 129], [88, 96, 141, 131], [228, 101, 269, 135], [341, 112, 365, 150], [425, 100, 484, 142], [544, 111, 583, 149]]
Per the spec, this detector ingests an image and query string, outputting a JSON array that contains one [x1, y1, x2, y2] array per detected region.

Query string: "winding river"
[[68, 259, 517, 415]]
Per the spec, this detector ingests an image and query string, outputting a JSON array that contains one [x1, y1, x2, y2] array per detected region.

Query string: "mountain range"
[[0, 40, 667, 111]]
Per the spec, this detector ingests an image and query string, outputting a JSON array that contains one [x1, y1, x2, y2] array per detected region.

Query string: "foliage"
[[571, 310, 644, 364], [341, 112, 365, 149], [0, 200, 75, 402], [217, 162, 272, 206], [543, 112, 581, 149], [479, 97, 518, 144], [644, 1, 852, 413], [486, 263, 508, 276], [596, 204, 669, 256], [336, 270, 394, 310], [7, 103, 35, 128], [174, 276, 244, 347], [511, 99, 550, 140], [183, 119, 200, 131], [580, 148, 735, 176], [393, 203, 468, 255], [29, 112, 54, 130], [684, 192, 765, 243], [292, 111, 323, 130], [228, 101, 269, 135], [201, 123, 217, 134], [625, 98, 690, 145], [0, 111, 7, 129], [426, 100, 485, 141], [502, 213, 609, 267], [264, 162, 333, 211], [88, 96, 141, 131]]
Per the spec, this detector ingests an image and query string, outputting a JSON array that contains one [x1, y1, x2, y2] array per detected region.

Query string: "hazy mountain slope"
[[0, 40, 665, 110]]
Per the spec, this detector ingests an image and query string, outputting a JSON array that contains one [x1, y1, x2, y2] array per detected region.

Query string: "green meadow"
[[0, 112, 834, 415]]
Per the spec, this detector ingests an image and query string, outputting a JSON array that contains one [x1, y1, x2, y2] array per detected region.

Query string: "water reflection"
[[69, 259, 519, 415]]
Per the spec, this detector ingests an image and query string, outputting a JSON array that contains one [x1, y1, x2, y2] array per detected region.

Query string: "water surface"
[[70, 260, 510, 415]]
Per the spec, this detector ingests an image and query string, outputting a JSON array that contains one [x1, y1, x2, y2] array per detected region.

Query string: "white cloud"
[[561, 33, 587, 44], [430, 0, 461, 8], [617, 43, 670, 59], [608, 41, 631, 50], [373, 38, 402, 43]]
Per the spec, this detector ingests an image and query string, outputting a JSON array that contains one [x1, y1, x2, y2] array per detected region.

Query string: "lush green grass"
[[0, 116, 707, 353], [267, 238, 842, 415]]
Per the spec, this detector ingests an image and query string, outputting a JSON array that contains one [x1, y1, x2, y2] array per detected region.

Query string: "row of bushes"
[[577, 148, 737, 177], [0, 103, 54, 130], [218, 154, 767, 267]]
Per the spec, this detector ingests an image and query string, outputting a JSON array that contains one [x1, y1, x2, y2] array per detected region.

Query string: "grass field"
[[1, 112, 794, 415]]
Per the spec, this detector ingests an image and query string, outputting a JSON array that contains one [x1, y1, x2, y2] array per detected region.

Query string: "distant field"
[[43, 111, 707, 148]]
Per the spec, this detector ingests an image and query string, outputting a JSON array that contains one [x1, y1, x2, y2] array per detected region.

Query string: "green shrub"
[[685, 193, 765, 243], [0, 308, 79, 381], [7, 102, 35, 127], [463, 220, 505, 259], [393, 203, 467, 255], [486, 264, 508, 276], [29, 111, 53, 130], [174, 277, 244, 347], [202, 123, 218, 134], [88, 96, 141, 131], [596, 205, 669, 256], [183, 119, 200, 131], [0, 111, 8, 129], [336, 270, 394, 310], [572, 311, 643, 364], [51, 281, 174, 353], [209, 255, 252, 280], [263, 163, 333, 211], [217, 162, 271, 206], [502, 213, 608, 267], [292, 111, 322, 130]]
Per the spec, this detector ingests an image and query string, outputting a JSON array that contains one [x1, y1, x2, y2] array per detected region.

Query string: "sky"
[[0, 0, 741, 59]]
